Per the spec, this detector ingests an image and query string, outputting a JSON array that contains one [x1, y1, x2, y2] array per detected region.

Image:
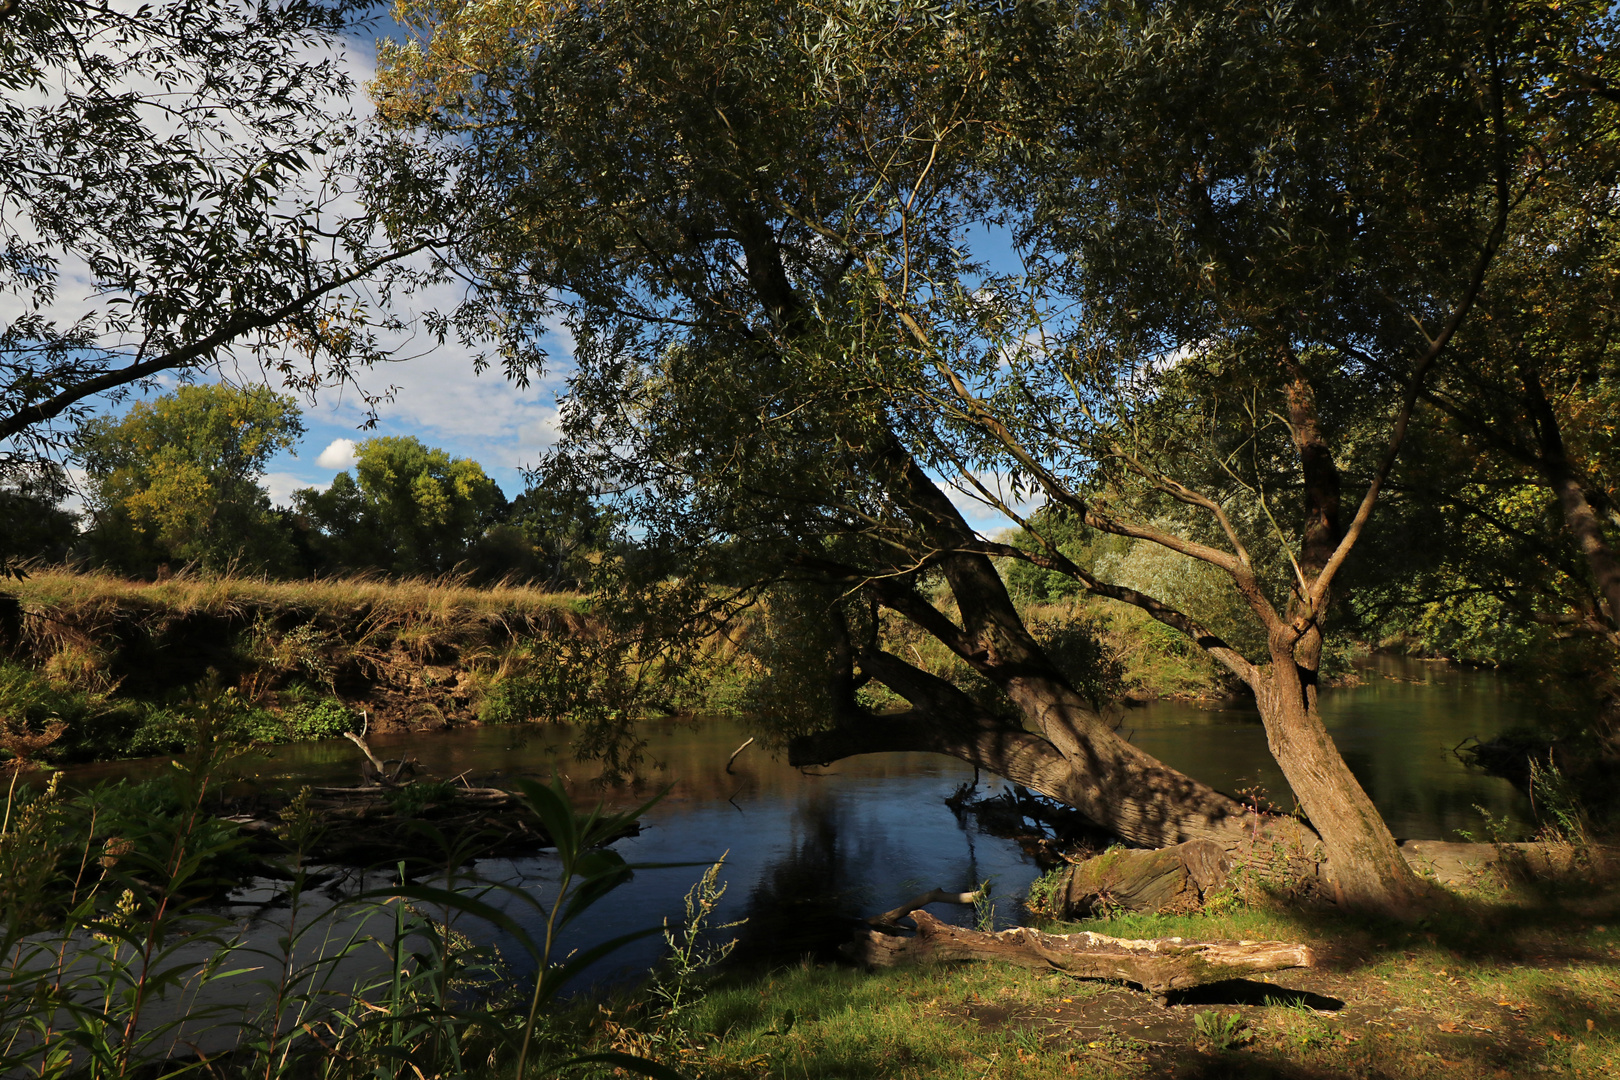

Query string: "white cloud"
[[316, 437, 359, 470], [58, 466, 91, 517], [261, 471, 317, 508], [943, 470, 1046, 533]]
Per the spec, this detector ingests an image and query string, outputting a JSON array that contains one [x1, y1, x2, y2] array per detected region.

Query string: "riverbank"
[[3, 686, 1612, 1079], [0, 569, 594, 764], [1, 569, 1260, 770]]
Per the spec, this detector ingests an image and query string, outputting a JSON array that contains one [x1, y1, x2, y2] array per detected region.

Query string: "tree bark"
[[1225, 359, 1428, 914], [847, 910, 1315, 997], [1523, 369, 1620, 633], [1251, 656, 1426, 912]]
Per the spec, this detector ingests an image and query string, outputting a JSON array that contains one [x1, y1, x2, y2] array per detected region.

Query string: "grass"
[[9, 565, 587, 617], [646, 882, 1620, 1079]]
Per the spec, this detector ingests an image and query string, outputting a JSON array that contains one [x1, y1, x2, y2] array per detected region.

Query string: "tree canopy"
[[367, 0, 1620, 911], [293, 435, 506, 577], [78, 383, 305, 573]]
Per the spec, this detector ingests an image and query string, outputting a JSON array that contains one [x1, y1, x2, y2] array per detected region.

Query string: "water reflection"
[[56, 657, 1538, 981], [1125, 656, 1535, 840]]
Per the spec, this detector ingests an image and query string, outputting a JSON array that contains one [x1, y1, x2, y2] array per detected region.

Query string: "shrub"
[[284, 698, 356, 740], [1025, 867, 1071, 921], [478, 673, 559, 725]]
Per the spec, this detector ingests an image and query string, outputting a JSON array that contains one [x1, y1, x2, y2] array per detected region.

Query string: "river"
[[57, 656, 1539, 988]]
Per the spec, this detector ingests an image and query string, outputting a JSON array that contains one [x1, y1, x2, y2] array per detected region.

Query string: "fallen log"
[[848, 910, 1314, 998], [869, 887, 982, 928]]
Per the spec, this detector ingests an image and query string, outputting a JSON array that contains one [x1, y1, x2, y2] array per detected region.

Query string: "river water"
[[56, 656, 1540, 990]]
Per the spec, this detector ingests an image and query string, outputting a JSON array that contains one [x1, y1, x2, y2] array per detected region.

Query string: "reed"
[[0, 756, 698, 1080]]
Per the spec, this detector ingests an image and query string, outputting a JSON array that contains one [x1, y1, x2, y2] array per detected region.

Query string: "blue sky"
[[23, 19, 1034, 536]]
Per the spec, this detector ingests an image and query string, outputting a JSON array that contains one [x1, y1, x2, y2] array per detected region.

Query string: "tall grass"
[[0, 754, 701, 1080], [9, 567, 588, 625]]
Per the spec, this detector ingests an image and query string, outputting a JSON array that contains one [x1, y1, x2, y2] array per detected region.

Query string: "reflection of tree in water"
[[734, 794, 868, 966]]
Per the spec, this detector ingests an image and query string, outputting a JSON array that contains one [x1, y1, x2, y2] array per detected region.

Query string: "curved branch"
[[0, 237, 445, 442]]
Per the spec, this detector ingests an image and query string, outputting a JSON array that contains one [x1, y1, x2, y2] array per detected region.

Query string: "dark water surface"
[[60, 656, 1537, 985], [1124, 655, 1537, 843]]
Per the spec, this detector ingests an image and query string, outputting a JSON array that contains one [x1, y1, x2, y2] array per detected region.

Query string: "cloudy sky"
[[20, 17, 1031, 536]]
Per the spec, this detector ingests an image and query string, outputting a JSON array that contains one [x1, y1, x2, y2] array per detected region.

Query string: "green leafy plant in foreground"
[[1, 761, 702, 1080], [1193, 1009, 1251, 1051], [379, 776, 694, 1080]]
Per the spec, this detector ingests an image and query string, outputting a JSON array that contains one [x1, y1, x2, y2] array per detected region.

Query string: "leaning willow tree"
[[372, 0, 1598, 912]]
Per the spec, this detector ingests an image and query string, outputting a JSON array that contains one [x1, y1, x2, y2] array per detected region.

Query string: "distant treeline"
[[1, 384, 603, 588]]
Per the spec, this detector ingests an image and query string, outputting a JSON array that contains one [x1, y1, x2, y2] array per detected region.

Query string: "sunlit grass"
[[10, 566, 588, 624]]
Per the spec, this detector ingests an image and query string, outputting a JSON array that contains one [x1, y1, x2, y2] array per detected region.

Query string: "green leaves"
[[76, 383, 305, 575]]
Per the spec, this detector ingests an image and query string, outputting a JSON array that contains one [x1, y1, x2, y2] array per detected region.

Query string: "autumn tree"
[[78, 384, 304, 574]]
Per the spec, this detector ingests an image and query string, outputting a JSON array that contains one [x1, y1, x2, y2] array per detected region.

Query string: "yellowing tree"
[[78, 384, 303, 574]]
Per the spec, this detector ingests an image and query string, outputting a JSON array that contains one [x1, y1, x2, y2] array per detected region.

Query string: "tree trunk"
[[788, 687, 1310, 853], [1251, 653, 1426, 913], [1524, 368, 1620, 633]]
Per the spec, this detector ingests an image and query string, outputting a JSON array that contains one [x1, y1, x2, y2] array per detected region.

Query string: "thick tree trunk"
[[788, 696, 1305, 852], [1251, 652, 1426, 913], [1242, 363, 1429, 914]]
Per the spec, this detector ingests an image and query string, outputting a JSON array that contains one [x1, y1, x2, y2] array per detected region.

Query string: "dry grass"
[[9, 566, 586, 624]]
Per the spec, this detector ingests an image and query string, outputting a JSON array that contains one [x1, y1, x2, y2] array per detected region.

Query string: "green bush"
[[284, 698, 357, 740], [124, 707, 193, 758], [1024, 867, 1071, 921], [0, 660, 156, 764], [478, 674, 559, 725]]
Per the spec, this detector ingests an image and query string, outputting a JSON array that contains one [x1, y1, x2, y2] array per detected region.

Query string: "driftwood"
[[343, 731, 418, 785], [848, 910, 1314, 997], [868, 887, 982, 928]]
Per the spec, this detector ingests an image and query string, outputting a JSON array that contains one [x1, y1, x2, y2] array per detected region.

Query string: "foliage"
[[382, 778, 457, 817], [1192, 1009, 1251, 1051], [0, 461, 77, 570], [647, 855, 743, 1034], [294, 435, 506, 577], [284, 697, 358, 740], [0, 762, 697, 1080], [1024, 867, 1070, 922], [0, 0, 442, 469], [77, 384, 304, 574], [489, 479, 610, 589]]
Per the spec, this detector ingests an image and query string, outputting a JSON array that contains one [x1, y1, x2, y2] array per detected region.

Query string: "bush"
[[284, 698, 357, 740], [478, 673, 559, 725]]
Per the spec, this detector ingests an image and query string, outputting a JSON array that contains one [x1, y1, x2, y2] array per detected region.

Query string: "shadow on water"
[[53, 657, 1541, 989], [732, 794, 859, 966]]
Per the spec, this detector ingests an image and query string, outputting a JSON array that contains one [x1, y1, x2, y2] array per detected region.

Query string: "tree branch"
[[0, 237, 444, 442]]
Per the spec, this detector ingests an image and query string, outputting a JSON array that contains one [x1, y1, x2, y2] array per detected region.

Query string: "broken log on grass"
[[848, 910, 1314, 997]]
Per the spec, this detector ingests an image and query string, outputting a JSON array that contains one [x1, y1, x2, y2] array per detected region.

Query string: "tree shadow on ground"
[[1169, 980, 1344, 1010], [1144, 1049, 1393, 1079]]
